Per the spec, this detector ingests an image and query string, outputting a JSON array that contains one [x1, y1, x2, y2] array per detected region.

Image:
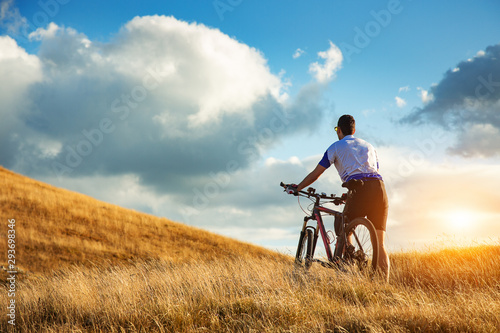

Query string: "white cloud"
[[292, 48, 305, 59], [1, 15, 325, 197], [114, 16, 288, 128], [398, 86, 410, 93], [265, 156, 302, 167], [0, 0, 27, 35], [28, 22, 61, 40], [447, 123, 500, 158], [395, 96, 406, 108], [309, 41, 343, 83], [404, 43, 500, 158], [417, 86, 434, 104], [0, 35, 42, 164]]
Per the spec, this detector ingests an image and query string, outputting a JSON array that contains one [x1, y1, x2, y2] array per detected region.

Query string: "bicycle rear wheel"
[[344, 217, 379, 273], [295, 228, 314, 270]]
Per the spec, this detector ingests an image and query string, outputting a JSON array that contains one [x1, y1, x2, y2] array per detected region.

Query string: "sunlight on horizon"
[[445, 209, 477, 231]]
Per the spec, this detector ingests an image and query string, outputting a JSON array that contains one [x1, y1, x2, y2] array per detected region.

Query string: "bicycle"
[[280, 181, 379, 274]]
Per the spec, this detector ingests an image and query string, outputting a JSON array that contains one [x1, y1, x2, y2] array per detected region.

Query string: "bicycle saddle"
[[341, 179, 364, 191]]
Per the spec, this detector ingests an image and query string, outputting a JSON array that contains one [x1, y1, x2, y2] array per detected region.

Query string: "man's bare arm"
[[296, 164, 327, 191]]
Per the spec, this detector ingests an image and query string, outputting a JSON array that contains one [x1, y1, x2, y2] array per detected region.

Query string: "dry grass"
[[2, 245, 500, 332], [1, 166, 500, 332]]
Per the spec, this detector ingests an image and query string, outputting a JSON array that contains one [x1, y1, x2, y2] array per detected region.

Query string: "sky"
[[1, 0, 500, 253]]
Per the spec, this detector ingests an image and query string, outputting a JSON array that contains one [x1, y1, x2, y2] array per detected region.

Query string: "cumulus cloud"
[[0, 0, 26, 35], [0, 35, 42, 165], [292, 48, 304, 59], [28, 21, 60, 40], [401, 43, 500, 157], [447, 123, 500, 157], [309, 41, 343, 83], [395, 96, 406, 108], [417, 86, 434, 104], [1, 15, 326, 196]]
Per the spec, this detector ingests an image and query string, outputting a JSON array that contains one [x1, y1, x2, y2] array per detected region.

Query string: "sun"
[[446, 210, 476, 230]]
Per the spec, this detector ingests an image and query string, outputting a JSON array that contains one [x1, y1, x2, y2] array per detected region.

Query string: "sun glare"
[[446, 210, 476, 230]]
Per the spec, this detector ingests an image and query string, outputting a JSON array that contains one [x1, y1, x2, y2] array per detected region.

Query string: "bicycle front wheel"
[[295, 228, 314, 270], [344, 217, 379, 273]]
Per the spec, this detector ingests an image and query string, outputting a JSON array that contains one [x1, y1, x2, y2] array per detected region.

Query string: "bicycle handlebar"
[[280, 182, 346, 204]]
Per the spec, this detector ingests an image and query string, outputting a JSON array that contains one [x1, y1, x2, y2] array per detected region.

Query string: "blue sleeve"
[[318, 151, 331, 169]]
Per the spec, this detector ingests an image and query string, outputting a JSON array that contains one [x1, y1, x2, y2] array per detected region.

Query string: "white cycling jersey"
[[318, 135, 382, 183]]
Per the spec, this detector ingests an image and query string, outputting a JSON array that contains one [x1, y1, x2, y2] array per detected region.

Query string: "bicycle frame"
[[298, 196, 346, 266]]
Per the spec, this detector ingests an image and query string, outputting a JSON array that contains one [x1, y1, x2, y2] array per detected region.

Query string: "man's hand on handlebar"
[[285, 184, 299, 196], [280, 181, 346, 205]]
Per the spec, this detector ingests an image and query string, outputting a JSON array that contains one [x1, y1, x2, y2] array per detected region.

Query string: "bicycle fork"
[[299, 211, 344, 268], [311, 210, 335, 262], [297, 216, 318, 262]]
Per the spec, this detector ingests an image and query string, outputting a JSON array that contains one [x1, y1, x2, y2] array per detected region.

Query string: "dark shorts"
[[343, 179, 389, 231]]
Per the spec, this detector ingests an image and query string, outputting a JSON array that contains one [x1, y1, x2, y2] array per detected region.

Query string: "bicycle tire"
[[294, 228, 314, 270], [344, 217, 379, 273]]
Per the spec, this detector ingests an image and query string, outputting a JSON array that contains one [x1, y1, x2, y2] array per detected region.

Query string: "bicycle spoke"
[[345, 218, 378, 273], [352, 228, 365, 253]]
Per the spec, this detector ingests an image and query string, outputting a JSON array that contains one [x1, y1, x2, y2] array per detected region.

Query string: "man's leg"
[[376, 229, 390, 283]]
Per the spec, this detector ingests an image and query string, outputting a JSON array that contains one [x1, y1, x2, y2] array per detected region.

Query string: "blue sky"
[[1, 0, 500, 252]]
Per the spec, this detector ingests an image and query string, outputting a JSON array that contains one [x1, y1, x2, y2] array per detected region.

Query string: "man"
[[289, 115, 390, 282]]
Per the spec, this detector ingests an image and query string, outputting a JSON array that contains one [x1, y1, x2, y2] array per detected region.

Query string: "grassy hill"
[[3, 245, 500, 332], [0, 166, 284, 279], [1, 166, 500, 332]]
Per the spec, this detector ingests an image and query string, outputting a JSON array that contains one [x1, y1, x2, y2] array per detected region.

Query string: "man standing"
[[289, 115, 390, 282]]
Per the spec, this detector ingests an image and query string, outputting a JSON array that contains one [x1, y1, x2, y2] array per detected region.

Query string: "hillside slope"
[[3, 245, 500, 332], [0, 166, 285, 277]]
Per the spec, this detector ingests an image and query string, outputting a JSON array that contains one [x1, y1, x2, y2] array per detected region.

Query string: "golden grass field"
[[1, 166, 500, 332]]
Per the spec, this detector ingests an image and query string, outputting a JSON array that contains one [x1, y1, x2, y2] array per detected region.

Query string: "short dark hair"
[[338, 114, 355, 135]]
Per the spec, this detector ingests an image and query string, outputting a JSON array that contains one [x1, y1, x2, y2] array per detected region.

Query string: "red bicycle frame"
[[302, 199, 345, 265]]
